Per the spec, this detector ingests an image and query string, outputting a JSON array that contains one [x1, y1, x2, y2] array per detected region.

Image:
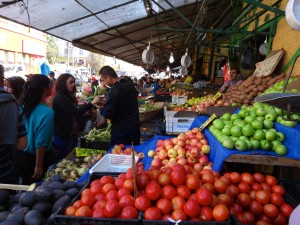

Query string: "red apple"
[[167, 148, 178, 158], [162, 159, 169, 166], [200, 139, 208, 145], [151, 158, 163, 167], [192, 127, 200, 134], [190, 138, 199, 146], [177, 146, 186, 156], [194, 163, 204, 172], [177, 158, 188, 165], [158, 150, 168, 160], [172, 138, 178, 145], [185, 150, 192, 158], [201, 145, 210, 154], [187, 157, 197, 166], [178, 139, 185, 147], [177, 133, 186, 141], [191, 147, 201, 157], [199, 155, 209, 166]]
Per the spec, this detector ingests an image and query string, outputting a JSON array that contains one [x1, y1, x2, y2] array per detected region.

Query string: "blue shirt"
[[23, 104, 54, 154]]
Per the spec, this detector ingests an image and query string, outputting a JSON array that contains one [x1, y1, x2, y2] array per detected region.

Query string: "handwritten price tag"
[[199, 113, 217, 131], [213, 92, 222, 101]]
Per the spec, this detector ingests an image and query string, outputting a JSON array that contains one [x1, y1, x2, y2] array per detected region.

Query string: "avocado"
[[0, 220, 19, 225], [0, 211, 9, 222], [64, 188, 78, 198], [0, 191, 9, 205], [6, 212, 25, 224], [62, 180, 77, 190], [49, 174, 65, 183], [24, 210, 44, 225], [51, 190, 65, 202], [52, 195, 71, 213], [33, 186, 53, 202], [8, 204, 21, 213], [19, 192, 36, 207], [46, 181, 65, 191], [12, 207, 30, 215], [32, 201, 52, 216]]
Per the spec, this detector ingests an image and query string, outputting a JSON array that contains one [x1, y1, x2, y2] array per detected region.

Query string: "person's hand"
[[33, 166, 43, 180], [91, 96, 101, 105]]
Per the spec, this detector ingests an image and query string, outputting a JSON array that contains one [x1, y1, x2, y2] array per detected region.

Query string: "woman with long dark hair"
[[5, 76, 25, 104], [53, 73, 100, 160], [14, 75, 54, 185]]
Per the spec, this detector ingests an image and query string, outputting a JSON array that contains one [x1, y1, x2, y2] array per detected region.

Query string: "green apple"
[[276, 132, 285, 142], [260, 140, 272, 150], [245, 115, 256, 124], [222, 127, 231, 136], [276, 116, 284, 123], [230, 126, 242, 137], [251, 120, 263, 130], [256, 108, 267, 117], [231, 102, 237, 107], [235, 139, 248, 151], [238, 109, 248, 119], [263, 120, 274, 129], [282, 120, 297, 128], [230, 114, 240, 122], [248, 110, 257, 117], [253, 102, 265, 109], [265, 113, 277, 122], [245, 140, 253, 150], [265, 130, 277, 141], [213, 119, 225, 130], [257, 117, 265, 121], [274, 145, 287, 155], [242, 124, 255, 137], [291, 114, 300, 121], [271, 140, 282, 151], [231, 136, 238, 142], [274, 107, 283, 116], [253, 130, 266, 141], [239, 136, 249, 141], [251, 139, 260, 149], [234, 119, 246, 128], [222, 113, 232, 121], [222, 138, 235, 149], [268, 128, 277, 133]]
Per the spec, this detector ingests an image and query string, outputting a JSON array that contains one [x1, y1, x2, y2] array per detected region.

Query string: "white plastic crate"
[[164, 106, 177, 118], [166, 117, 195, 134], [89, 154, 139, 174], [171, 95, 187, 105]]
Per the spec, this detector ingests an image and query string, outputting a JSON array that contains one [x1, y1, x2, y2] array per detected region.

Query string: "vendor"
[[218, 68, 243, 93], [99, 66, 140, 146]]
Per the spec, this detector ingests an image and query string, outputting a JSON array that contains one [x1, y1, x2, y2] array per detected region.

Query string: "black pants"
[[111, 123, 140, 146], [13, 150, 51, 185]]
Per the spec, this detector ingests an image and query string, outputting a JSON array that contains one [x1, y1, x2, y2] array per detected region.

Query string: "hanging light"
[[167, 66, 170, 71], [169, 52, 174, 63]]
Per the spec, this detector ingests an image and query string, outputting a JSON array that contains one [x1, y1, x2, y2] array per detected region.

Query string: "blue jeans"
[[53, 134, 78, 160]]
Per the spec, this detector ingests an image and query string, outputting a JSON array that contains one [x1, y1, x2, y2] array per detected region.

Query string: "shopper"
[[99, 66, 140, 145], [94, 78, 108, 96], [49, 71, 56, 88], [219, 68, 243, 93], [5, 76, 25, 104], [52, 73, 101, 160], [0, 64, 5, 90], [14, 75, 53, 185]]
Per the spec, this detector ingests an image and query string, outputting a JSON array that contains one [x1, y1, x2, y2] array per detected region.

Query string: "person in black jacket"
[[99, 66, 140, 146], [52, 73, 100, 160]]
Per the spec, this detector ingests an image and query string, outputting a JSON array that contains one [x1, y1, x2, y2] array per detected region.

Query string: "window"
[[17, 66, 23, 72], [79, 49, 83, 56]]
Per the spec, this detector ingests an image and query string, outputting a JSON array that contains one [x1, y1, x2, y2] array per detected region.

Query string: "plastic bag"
[[95, 110, 107, 129]]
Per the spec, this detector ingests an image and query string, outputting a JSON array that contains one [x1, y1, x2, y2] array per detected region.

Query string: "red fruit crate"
[[142, 216, 231, 225]]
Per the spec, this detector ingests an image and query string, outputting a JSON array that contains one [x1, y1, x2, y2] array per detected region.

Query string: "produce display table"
[[190, 116, 300, 172]]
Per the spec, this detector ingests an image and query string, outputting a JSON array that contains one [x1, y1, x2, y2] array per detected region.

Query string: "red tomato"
[[249, 200, 264, 216], [230, 172, 241, 184], [233, 203, 244, 214], [172, 209, 187, 221], [92, 208, 105, 218], [161, 214, 171, 220], [241, 172, 254, 185], [189, 193, 197, 201], [255, 190, 271, 205], [75, 206, 93, 217], [253, 173, 265, 183], [148, 170, 160, 181], [117, 188, 131, 200], [81, 188, 95, 197], [272, 212, 286, 225], [161, 166, 172, 175], [158, 173, 171, 186], [238, 182, 251, 194], [237, 193, 251, 208], [102, 183, 115, 195], [261, 183, 272, 192], [212, 204, 229, 221], [177, 185, 191, 199], [211, 195, 220, 208], [121, 206, 138, 219], [214, 179, 227, 194], [119, 195, 135, 209], [170, 170, 186, 186], [161, 185, 177, 200], [93, 200, 106, 210], [104, 200, 121, 218], [202, 173, 215, 184], [263, 203, 279, 218], [114, 177, 125, 190], [145, 181, 161, 201], [201, 183, 214, 193], [250, 190, 257, 200], [105, 190, 118, 201], [196, 187, 213, 206], [255, 221, 272, 225], [183, 199, 200, 218], [135, 195, 151, 211], [90, 181, 102, 195], [144, 207, 161, 220], [136, 173, 149, 190], [73, 200, 83, 209], [271, 185, 285, 195], [217, 194, 233, 207], [200, 206, 213, 221], [243, 211, 256, 224], [270, 193, 284, 206], [123, 179, 135, 192], [225, 185, 239, 198], [171, 196, 185, 210], [186, 174, 200, 190], [213, 170, 221, 178], [259, 214, 272, 223], [236, 212, 248, 224], [172, 164, 186, 172], [125, 168, 134, 179], [252, 183, 262, 191], [265, 175, 277, 186], [64, 206, 77, 216], [279, 203, 294, 218], [81, 194, 95, 207], [100, 176, 115, 185], [220, 176, 230, 186], [156, 198, 172, 214]]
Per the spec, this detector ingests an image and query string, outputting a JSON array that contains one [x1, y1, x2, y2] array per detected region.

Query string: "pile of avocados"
[[0, 174, 85, 225]]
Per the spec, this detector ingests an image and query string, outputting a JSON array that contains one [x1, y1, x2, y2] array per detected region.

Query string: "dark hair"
[[49, 71, 55, 76], [230, 68, 240, 74], [23, 75, 50, 118], [6, 76, 25, 103], [55, 73, 77, 104], [0, 64, 4, 81], [99, 66, 118, 79]]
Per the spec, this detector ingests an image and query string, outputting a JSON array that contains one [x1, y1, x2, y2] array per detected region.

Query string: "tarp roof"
[[0, 0, 237, 69]]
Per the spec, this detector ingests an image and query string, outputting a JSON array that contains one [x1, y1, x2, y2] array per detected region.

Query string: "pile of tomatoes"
[[63, 163, 294, 225]]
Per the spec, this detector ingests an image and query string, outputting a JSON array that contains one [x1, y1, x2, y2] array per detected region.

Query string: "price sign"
[[199, 113, 217, 131], [213, 92, 222, 101]]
